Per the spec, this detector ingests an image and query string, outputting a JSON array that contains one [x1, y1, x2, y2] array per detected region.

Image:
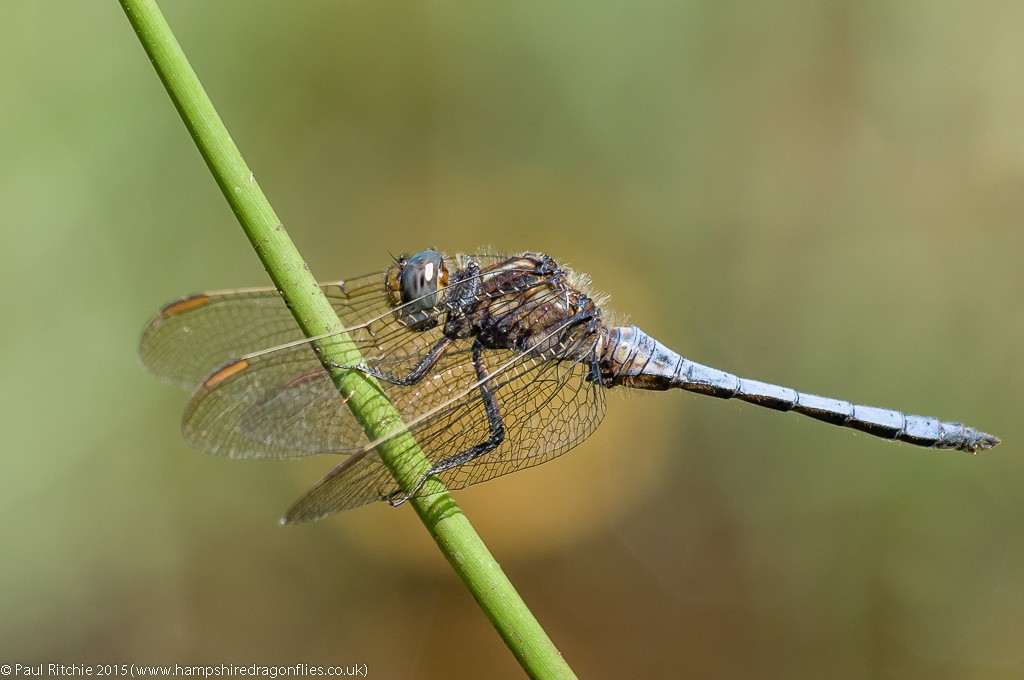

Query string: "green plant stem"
[[119, 1, 576, 677]]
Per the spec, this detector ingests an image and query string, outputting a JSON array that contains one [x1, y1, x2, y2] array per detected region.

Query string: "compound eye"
[[398, 249, 448, 330]]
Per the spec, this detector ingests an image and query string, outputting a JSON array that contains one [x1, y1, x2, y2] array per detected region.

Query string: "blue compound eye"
[[398, 249, 448, 330]]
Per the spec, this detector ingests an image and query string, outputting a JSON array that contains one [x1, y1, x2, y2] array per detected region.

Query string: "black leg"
[[331, 336, 453, 386], [384, 340, 506, 506]]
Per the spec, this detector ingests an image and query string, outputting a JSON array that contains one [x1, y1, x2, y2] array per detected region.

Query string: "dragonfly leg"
[[383, 340, 506, 506], [330, 336, 453, 387]]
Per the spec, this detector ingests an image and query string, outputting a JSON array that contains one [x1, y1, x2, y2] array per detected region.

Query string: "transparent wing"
[[139, 272, 393, 389], [178, 275, 588, 458], [138, 254, 516, 389], [147, 254, 606, 518], [283, 323, 607, 520], [180, 315, 463, 458]]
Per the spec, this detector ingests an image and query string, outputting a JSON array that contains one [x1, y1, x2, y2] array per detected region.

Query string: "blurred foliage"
[[1, 1, 1021, 677]]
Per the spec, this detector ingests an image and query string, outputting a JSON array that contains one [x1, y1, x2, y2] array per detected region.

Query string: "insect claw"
[[382, 488, 411, 507], [329, 360, 368, 373]]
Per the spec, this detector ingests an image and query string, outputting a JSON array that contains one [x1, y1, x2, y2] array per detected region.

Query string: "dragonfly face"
[[140, 250, 999, 522]]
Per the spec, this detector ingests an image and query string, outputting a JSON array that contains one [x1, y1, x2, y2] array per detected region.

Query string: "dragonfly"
[[140, 250, 1000, 522]]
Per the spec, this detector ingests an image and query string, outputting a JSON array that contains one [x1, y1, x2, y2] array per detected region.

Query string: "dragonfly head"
[[386, 249, 450, 331]]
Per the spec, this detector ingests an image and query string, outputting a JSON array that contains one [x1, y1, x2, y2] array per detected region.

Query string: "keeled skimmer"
[[139, 250, 1000, 522]]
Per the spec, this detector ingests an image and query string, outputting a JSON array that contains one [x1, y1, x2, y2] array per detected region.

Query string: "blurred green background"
[[2, 1, 1021, 677]]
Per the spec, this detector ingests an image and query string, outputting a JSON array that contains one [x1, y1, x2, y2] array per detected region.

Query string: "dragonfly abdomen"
[[598, 325, 999, 454]]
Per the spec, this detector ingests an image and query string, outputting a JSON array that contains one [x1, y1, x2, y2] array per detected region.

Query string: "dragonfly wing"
[[179, 316, 467, 459], [174, 254, 557, 458], [182, 344, 361, 459], [140, 253, 531, 389], [139, 271, 392, 389], [284, 325, 607, 520]]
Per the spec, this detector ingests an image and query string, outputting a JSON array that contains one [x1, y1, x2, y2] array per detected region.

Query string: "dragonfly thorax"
[[453, 256, 577, 349]]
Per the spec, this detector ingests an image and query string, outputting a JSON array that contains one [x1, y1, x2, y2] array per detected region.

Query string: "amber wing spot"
[[161, 294, 211, 318], [204, 359, 249, 388]]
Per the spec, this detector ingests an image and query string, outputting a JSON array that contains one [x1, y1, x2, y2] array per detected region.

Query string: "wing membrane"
[[179, 276, 570, 459], [181, 321, 470, 458], [284, 321, 607, 519], [138, 254, 517, 389], [139, 272, 389, 389], [143, 253, 608, 519]]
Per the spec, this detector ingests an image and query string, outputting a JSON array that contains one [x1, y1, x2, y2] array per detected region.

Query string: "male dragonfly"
[[140, 250, 1000, 522]]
